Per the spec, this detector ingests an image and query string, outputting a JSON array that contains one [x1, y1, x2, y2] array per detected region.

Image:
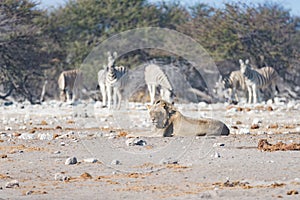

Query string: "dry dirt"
[[0, 100, 300, 199]]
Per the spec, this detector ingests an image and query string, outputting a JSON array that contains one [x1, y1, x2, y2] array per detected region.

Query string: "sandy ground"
[[1, 100, 300, 199]]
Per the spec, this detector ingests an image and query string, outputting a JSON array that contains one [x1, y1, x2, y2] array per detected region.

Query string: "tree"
[[180, 2, 299, 77], [0, 0, 55, 103]]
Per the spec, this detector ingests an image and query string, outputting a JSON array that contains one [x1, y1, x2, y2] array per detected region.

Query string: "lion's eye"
[[155, 100, 160, 104]]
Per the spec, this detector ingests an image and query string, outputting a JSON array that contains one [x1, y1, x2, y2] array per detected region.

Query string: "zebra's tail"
[[275, 85, 280, 94]]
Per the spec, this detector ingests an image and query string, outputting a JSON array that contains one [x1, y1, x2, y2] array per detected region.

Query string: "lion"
[[147, 100, 230, 137]]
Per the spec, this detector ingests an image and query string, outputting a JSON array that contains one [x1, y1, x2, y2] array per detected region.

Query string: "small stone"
[[159, 158, 178, 164], [4, 101, 13, 106], [65, 157, 77, 165], [251, 124, 260, 129], [5, 126, 12, 131], [40, 120, 48, 125], [214, 152, 221, 158], [111, 160, 120, 165], [126, 138, 135, 146], [244, 107, 251, 112], [252, 118, 262, 125], [213, 143, 225, 147], [231, 125, 238, 129], [239, 128, 250, 134], [199, 192, 212, 198], [237, 107, 243, 112], [54, 173, 69, 181], [1, 154, 8, 158], [83, 158, 98, 163], [135, 139, 147, 146], [5, 180, 19, 188], [72, 138, 78, 143], [267, 106, 273, 111], [26, 191, 33, 195], [267, 124, 278, 129], [108, 132, 117, 139], [287, 190, 298, 195], [236, 121, 242, 125], [60, 142, 65, 146], [19, 126, 27, 130], [126, 138, 147, 146], [80, 172, 93, 179], [53, 151, 61, 154]]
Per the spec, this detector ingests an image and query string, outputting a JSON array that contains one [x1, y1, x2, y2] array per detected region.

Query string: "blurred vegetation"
[[0, 0, 299, 103]]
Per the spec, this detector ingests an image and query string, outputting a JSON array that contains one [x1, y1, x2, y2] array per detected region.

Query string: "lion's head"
[[147, 99, 176, 129]]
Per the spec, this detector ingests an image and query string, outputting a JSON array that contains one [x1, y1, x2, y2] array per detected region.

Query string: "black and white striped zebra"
[[144, 64, 174, 104], [105, 51, 128, 109], [222, 70, 247, 102], [239, 59, 279, 103]]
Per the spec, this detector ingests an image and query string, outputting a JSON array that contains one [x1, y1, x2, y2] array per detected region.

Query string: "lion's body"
[[148, 100, 230, 137]]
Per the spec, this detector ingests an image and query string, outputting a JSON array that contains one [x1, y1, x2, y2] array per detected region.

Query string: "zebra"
[[222, 70, 247, 102], [58, 69, 83, 102], [105, 51, 128, 109], [144, 64, 175, 104], [239, 59, 279, 104]]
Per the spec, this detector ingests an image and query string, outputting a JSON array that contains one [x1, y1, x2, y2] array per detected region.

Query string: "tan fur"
[[147, 100, 230, 137], [58, 69, 82, 102]]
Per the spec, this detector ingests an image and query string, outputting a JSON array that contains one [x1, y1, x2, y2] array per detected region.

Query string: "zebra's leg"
[[161, 88, 172, 103], [244, 89, 248, 102], [113, 87, 117, 109], [100, 83, 106, 107], [228, 88, 233, 101], [234, 90, 239, 102], [72, 86, 77, 103], [116, 88, 122, 110], [252, 84, 258, 104], [247, 85, 252, 104], [106, 85, 112, 109], [230, 88, 238, 102], [152, 85, 156, 103], [66, 88, 72, 102], [257, 88, 262, 103], [160, 88, 164, 101], [270, 82, 277, 101], [60, 90, 67, 102], [148, 84, 155, 104], [69, 91, 74, 102]]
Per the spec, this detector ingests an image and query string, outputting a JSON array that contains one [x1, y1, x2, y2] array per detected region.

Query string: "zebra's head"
[[239, 59, 250, 74], [107, 51, 118, 69]]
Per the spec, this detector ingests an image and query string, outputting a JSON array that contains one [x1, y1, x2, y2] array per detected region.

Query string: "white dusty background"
[[1, 100, 300, 199]]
